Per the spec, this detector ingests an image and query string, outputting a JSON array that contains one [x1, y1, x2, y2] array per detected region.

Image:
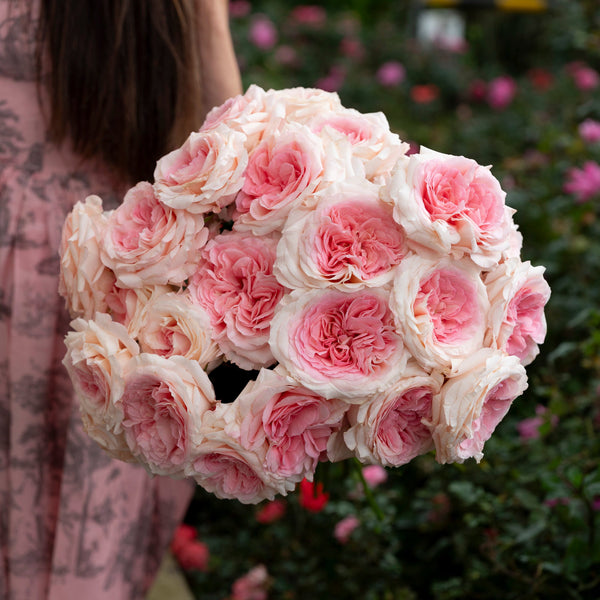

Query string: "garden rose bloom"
[[563, 161, 600, 203], [120, 353, 216, 476], [315, 66, 346, 93], [189, 404, 294, 504], [376, 61, 405, 88], [311, 109, 409, 182], [362, 464, 388, 488], [299, 478, 329, 512], [387, 148, 513, 268], [63, 313, 139, 461], [487, 75, 517, 110], [344, 367, 443, 466], [249, 15, 278, 50], [430, 349, 528, 463], [59, 195, 115, 319], [485, 258, 550, 366], [128, 290, 222, 369], [569, 62, 600, 91], [410, 84, 439, 104], [234, 123, 325, 234], [256, 499, 286, 524], [232, 368, 347, 481], [392, 255, 489, 372], [170, 525, 209, 572], [188, 231, 285, 370], [101, 182, 208, 288], [270, 288, 409, 401], [516, 405, 557, 441], [265, 87, 343, 125], [231, 565, 270, 600], [154, 125, 247, 213], [334, 515, 360, 543], [290, 5, 327, 27], [274, 181, 407, 291], [579, 119, 600, 144], [104, 284, 170, 329]]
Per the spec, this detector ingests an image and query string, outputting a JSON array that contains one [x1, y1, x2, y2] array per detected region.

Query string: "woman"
[[0, 1, 242, 598]]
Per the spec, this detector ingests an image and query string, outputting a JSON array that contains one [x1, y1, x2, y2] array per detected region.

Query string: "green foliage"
[[182, 1, 600, 597]]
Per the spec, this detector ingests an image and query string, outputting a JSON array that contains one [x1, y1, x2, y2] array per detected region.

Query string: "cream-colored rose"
[[63, 313, 140, 450], [265, 86, 344, 125], [484, 258, 550, 366], [128, 290, 223, 370], [429, 348, 528, 464], [119, 353, 216, 477], [59, 195, 115, 319], [154, 124, 248, 214], [391, 254, 490, 373], [343, 364, 443, 466], [186, 403, 295, 504]]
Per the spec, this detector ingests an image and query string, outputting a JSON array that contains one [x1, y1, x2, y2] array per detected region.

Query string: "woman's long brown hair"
[[36, 0, 203, 183]]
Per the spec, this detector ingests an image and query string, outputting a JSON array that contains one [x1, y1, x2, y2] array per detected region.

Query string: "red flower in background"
[[170, 524, 210, 572], [299, 478, 329, 512], [527, 68, 554, 91], [256, 499, 287, 524], [410, 84, 439, 104]]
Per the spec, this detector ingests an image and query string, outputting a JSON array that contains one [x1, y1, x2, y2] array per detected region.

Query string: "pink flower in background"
[[411, 84, 439, 104], [487, 76, 517, 110], [229, 1, 251, 18], [231, 565, 270, 600], [578, 119, 600, 144], [376, 61, 405, 88], [316, 65, 346, 92], [340, 37, 365, 60], [256, 499, 286, 524], [334, 515, 360, 543], [517, 405, 557, 441], [362, 465, 388, 488], [170, 525, 210, 572], [563, 161, 600, 203], [568, 62, 600, 91], [274, 45, 298, 67], [290, 5, 327, 27], [545, 497, 570, 508], [249, 15, 278, 50]]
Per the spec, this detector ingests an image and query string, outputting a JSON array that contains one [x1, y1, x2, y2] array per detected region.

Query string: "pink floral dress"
[[0, 3, 194, 598]]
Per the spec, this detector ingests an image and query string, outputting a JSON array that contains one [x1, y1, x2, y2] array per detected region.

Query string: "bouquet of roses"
[[59, 85, 550, 504]]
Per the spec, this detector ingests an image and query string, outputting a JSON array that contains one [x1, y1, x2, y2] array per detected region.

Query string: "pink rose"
[[362, 464, 388, 488], [120, 353, 216, 476], [101, 182, 208, 288], [387, 149, 514, 268], [429, 349, 528, 463], [249, 15, 278, 50], [487, 75, 517, 110], [231, 564, 270, 600], [485, 258, 550, 366], [128, 290, 222, 370], [234, 123, 325, 235], [569, 62, 600, 91], [256, 499, 286, 524], [105, 284, 170, 329], [188, 231, 286, 370], [376, 61, 405, 88], [232, 368, 347, 482], [154, 125, 247, 214], [188, 404, 294, 504], [58, 195, 115, 319], [270, 288, 409, 401], [290, 5, 327, 27], [343, 367, 443, 466], [563, 160, 600, 203], [311, 109, 409, 182], [334, 515, 360, 544], [274, 181, 407, 291], [391, 255, 489, 372], [578, 119, 600, 144], [62, 313, 139, 461]]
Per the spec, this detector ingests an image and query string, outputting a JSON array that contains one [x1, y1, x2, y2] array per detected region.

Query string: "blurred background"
[[167, 1, 600, 598]]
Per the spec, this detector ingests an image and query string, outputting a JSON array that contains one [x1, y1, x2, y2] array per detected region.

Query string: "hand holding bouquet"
[[59, 85, 550, 503]]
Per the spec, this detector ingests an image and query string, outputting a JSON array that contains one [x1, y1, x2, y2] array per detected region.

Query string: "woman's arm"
[[195, 0, 243, 114]]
